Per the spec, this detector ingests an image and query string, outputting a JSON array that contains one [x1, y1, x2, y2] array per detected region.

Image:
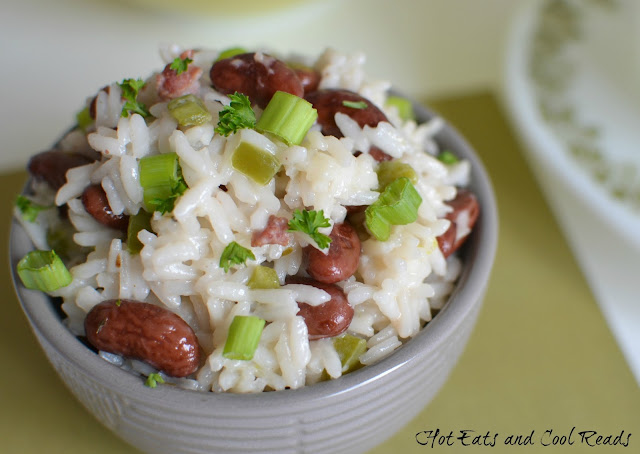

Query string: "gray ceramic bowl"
[[10, 99, 498, 454]]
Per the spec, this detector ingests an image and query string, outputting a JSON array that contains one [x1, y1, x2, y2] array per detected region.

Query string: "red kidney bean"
[[304, 89, 392, 161], [437, 189, 480, 258], [286, 276, 353, 340], [306, 222, 360, 284], [81, 184, 129, 232], [251, 215, 293, 247], [85, 299, 201, 378], [156, 49, 203, 101], [210, 52, 304, 108], [28, 150, 96, 191], [436, 222, 457, 258], [291, 65, 320, 92]]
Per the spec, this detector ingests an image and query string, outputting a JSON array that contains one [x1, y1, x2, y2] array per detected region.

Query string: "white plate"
[[503, 0, 640, 385], [505, 0, 640, 249]]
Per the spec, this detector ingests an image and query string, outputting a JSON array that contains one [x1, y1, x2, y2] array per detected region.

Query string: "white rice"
[[19, 46, 471, 393]]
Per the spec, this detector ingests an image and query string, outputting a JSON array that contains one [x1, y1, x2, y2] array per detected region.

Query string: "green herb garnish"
[[219, 241, 256, 273], [169, 56, 193, 75], [342, 100, 368, 110], [15, 195, 49, 222], [118, 78, 151, 118], [288, 209, 332, 249], [148, 178, 187, 215], [215, 92, 256, 137], [437, 150, 459, 165], [145, 373, 165, 388]]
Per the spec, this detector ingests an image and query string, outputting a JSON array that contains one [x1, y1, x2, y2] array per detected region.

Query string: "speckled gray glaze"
[[10, 99, 498, 454]]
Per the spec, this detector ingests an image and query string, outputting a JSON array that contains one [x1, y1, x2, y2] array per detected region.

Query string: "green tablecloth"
[[1, 92, 638, 453]]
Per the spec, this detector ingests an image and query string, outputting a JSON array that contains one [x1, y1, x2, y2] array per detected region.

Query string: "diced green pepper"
[[231, 141, 281, 185], [168, 94, 212, 127], [247, 265, 280, 289], [376, 161, 418, 191], [333, 334, 367, 374], [385, 96, 415, 121], [127, 210, 153, 254]]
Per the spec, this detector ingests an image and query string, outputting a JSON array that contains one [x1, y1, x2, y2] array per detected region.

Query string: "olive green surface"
[[2, 92, 638, 454]]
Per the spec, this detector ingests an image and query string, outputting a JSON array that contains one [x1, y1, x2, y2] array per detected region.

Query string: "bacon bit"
[[156, 50, 202, 101], [251, 215, 293, 247]]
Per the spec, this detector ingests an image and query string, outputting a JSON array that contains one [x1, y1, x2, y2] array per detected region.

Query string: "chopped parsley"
[[118, 78, 151, 118], [215, 92, 256, 137], [288, 209, 332, 249], [115, 299, 122, 307], [169, 56, 193, 75], [145, 373, 165, 388], [219, 241, 256, 273], [15, 195, 50, 222], [342, 100, 368, 110]]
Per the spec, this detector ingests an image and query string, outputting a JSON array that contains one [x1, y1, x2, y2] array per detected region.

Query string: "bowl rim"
[[502, 0, 640, 251], [10, 97, 498, 408]]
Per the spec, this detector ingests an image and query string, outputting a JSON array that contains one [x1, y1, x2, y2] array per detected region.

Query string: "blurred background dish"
[[125, 0, 314, 16], [503, 0, 640, 383], [0, 0, 522, 171]]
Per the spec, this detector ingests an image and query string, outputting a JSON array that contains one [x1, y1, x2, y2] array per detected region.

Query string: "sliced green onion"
[[342, 100, 368, 110], [168, 94, 212, 127], [256, 91, 317, 146], [15, 195, 50, 222], [17, 250, 72, 292], [437, 150, 459, 165], [76, 106, 93, 131], [139, 153, 187, 214], [231, 141, 281, 185], [223, 315, 266, 360], [127, 210, 153, 254], [333, 334, 367, 374], [247, 266, 280, 289], [216, 47, 247, 61], [365, 177, 422, 241], [376, 161, 418, 191], [385, 96, 415, 121]]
